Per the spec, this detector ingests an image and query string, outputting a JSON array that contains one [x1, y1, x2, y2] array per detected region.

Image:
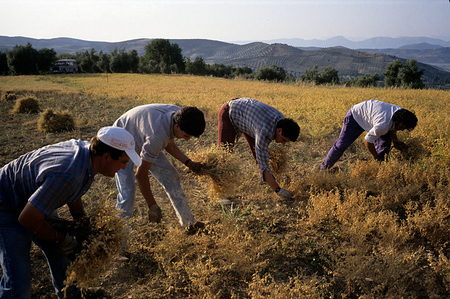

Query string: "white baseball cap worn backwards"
[[97, 126, 142, 166]]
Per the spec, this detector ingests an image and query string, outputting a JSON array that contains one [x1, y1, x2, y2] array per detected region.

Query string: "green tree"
[[207, 63, 234, 78], [383, 59, 403, 88], [140, 39, 185, 74], [384, 59, 424, 89], [353, 74, 380, 87], [37, 48, 57, 74], [97, 51, 111, 73], [231, 66, 253, 78], [76, 49, 100, 73], [317, 66, 339, 85], [255, 64, 286, 81], [185, 56, 207, 76], [399, 59, 424, 89], [301, 65, 339, 85], [110, 48, 132, 73], [0, 52, 8, 75], [300, 65, 320, 83], [7, 43, 39, 75], [129, 49, 139, 73], [57, 53, 77, 60]]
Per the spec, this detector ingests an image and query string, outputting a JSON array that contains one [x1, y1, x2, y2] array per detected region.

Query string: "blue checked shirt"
[[0, 140, 94, 216], [228, 98, 284, 181]]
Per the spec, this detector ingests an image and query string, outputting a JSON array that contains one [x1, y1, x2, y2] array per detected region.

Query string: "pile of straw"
[[12, 96, 41, 113], [189, 147, 241, 198], [38, 108, 76, 132], [1, 91, 17, 102], [63, 199, 126, 292]]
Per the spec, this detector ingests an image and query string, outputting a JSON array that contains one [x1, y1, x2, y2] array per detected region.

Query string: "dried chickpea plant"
[[1, 75, 449, 298], [188, 146, 242, 198], [63, 198, 126, 293]]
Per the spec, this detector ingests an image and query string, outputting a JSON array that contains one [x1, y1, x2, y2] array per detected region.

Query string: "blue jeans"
[[115, 151, 195, 227], [321, 110, 392, 169], [0, 211, 79, 299]]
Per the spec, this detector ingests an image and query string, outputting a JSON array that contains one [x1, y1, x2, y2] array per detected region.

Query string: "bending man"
[[217, 97, 300, 200], [113, 104, 205, 231], [0, 127, 140, 298], [320, 99, 418, 170]]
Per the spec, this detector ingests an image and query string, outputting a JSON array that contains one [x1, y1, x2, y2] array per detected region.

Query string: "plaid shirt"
[[0, 140, 94, 215], [228, 98, 284, 180]]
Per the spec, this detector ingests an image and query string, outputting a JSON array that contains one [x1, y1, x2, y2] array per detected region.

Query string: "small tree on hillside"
[[301, 65, 339, 85], [399, 59, 424, 89], [317, 66, 339, 85], [384, 59, 403, 88], [232, 66, 253, 78], [140, 39, 185, 74], [353, 74, 380, 87], [384, 59, 424, 89], [207, 63, 234, 78], [255, 65, 286, 82], [300, 65, 320, 83], [185, 57, 207, 76]]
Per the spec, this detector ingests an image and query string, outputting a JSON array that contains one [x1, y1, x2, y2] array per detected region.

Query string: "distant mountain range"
[[1, 35, 449, 86], [253, 36, 450, 49]]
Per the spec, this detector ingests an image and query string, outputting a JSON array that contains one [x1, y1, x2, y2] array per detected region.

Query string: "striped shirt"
[[228, 98, 285, 180], [0, 140, 94, 215]]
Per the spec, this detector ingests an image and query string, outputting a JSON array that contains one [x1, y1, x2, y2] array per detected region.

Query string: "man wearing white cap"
[[113, 104, 205, 232], [0, 126, 140, 298]]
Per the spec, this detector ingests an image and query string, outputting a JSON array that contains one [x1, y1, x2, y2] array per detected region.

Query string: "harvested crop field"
[[1, 74, 449, 298]]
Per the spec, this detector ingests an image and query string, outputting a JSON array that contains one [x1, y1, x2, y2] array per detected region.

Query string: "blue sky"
[[1, 0, 449, 43]]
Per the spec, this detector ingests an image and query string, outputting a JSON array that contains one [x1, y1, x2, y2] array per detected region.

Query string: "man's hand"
[[393, 141, 407, 151], [60, 233, 79, 256], [188, 161, 204, 173], [76, 215, 90, 227], [148, 204, 162, 223], [276, 188, 293, 199]]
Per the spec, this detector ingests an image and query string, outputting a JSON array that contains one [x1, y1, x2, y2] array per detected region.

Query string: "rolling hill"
[[1, 36, 449, 85]]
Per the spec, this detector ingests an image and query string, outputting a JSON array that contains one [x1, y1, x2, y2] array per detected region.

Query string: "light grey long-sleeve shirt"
[[113, 104, 179, 164]]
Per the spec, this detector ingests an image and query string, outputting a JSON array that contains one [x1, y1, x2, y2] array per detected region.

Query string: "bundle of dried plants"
[[63, 199, 126, 292], [189, 147, 241, 198]]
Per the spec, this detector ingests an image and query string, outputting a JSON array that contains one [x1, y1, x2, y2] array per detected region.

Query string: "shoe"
[[219, 198, 232, 205], [116, 253, 130, 262], [83, 287, 106, 298], [185, 221, 206, 235]]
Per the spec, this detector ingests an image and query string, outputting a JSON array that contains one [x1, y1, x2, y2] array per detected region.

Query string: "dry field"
[[0, 74, 449, 298]]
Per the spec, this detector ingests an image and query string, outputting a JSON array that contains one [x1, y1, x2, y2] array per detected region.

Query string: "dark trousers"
[[217, 102, 257, 162], [321, 110, 392, 169]]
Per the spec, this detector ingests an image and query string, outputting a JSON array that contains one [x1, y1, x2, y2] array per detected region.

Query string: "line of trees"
[[0, 39, 425, 88]]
